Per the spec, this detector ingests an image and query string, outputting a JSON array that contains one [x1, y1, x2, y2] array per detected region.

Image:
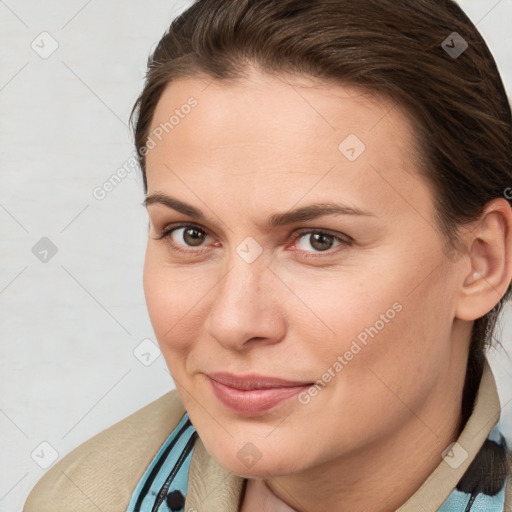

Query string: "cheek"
[[288, 251, 454, 389], [334, 265, 457, 417], [142, 245, 208, 356], [277, 267, 401, 363]]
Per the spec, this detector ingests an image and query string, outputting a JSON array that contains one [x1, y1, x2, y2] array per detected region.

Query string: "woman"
[[24, 0, 512, 510]]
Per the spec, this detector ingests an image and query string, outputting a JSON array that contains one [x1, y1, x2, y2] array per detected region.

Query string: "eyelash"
[[155, 222, 353, 258]]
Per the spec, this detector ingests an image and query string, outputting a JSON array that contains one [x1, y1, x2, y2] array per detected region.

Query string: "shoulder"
[[24, 389, 186, 512]]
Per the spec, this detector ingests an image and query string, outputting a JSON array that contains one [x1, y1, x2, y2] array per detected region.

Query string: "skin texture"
[[142, 68, 512, 512]]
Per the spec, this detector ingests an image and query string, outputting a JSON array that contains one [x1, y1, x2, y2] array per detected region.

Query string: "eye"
[[292, 230, 351, 254], [156, 223, 215, 252], [155, 223, 351, 257]]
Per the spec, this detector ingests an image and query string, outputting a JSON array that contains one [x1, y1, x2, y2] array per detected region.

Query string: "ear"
[[455, 198, 512, 321]]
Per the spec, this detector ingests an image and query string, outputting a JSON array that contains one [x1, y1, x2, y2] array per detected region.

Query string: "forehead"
[[149, 70, 412, 146], [145, 69, 433, 223]]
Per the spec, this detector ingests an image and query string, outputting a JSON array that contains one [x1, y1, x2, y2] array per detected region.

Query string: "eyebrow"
[[144, 193, 375, 228]]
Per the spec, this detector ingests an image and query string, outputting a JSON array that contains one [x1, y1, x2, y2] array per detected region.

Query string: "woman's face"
[[143, 69, 467, 478]]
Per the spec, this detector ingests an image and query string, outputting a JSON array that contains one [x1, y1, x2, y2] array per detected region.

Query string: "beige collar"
[[184, 359, 502, 512]]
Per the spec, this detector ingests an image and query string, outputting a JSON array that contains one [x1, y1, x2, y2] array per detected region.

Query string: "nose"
[[204, 253, 287, 351]]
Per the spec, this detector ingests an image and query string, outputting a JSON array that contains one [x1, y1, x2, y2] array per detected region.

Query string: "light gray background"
[[1, 1, 511, 510]]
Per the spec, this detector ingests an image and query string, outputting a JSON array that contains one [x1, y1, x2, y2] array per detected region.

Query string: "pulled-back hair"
[[130, 0, 512, 424]]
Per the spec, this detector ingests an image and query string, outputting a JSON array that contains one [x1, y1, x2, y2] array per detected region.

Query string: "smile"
[[206, 373, 313, 415]]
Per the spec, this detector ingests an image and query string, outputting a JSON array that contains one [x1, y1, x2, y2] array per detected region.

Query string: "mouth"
[[206, 372, 313, 415]]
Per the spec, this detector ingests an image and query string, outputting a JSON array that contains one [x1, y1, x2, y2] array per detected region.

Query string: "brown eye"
[[166, 225, 210, 248], [177, 226, 208, 247], [296, 232, 340, 252], [310, 233, 334, 251]]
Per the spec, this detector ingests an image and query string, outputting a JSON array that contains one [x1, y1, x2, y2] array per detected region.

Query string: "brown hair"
[[130, 0, 512, 424]]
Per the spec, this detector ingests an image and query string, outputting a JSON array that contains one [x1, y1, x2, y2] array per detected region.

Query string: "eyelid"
[[155, 222, 218, 256], [155, 221, 211, 241], [287, 228, 353, 257], [290, 227, 353, 244]]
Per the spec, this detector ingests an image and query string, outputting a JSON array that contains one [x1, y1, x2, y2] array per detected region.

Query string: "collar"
[[184, 359, 508, 512]]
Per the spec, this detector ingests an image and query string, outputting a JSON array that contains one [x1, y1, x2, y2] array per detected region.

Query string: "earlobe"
[[455, 198, 512, 322]]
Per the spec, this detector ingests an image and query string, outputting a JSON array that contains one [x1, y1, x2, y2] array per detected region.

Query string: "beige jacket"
[[24, 360, 512, 511]]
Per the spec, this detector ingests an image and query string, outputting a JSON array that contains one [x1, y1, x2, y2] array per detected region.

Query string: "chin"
[[203, 437, 308, 479]]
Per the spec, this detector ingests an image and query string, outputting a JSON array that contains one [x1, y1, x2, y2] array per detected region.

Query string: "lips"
[[207, 373, 313, 415]]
